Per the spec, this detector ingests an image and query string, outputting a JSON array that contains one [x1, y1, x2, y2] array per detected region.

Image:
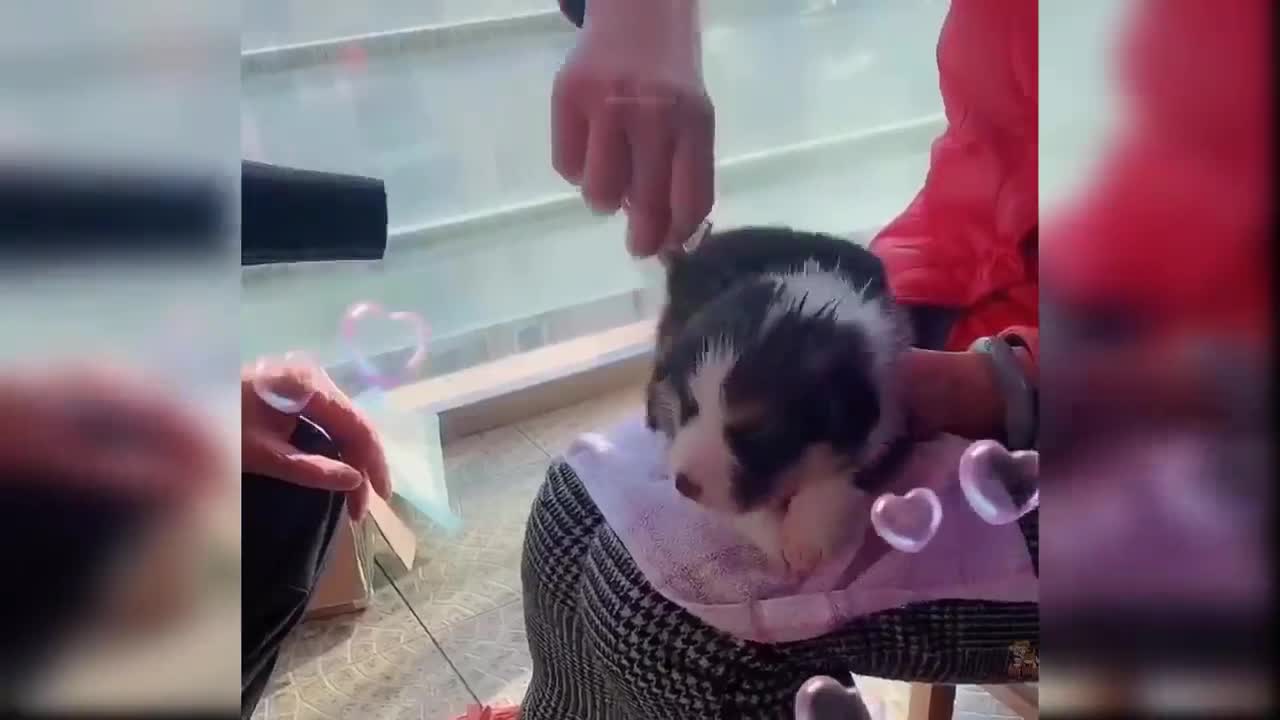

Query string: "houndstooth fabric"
[[521, 461, 1039, 720]]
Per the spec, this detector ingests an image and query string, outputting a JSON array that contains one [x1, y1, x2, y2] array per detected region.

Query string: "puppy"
[[646, 226, 912, 575]]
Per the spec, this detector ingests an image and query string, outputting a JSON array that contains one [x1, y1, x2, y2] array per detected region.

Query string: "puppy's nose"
[[674, 472, 702, 500]]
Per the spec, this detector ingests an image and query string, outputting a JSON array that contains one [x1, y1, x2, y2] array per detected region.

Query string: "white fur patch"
[[689, 337, 737, 407], [730, 507, 786, 568], [667, 338, 742, 513], [764, 260, 894, 343], [666, 260, 912, 516], [568, 432, 615, 456]]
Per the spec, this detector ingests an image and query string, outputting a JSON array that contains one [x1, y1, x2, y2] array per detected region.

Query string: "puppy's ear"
[[827, 370, 880, 445], [645, 373, 679, 435], [811, 343, 880, 447]]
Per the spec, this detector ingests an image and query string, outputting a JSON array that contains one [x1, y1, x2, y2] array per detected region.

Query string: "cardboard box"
[[305, 492, 417, 620]]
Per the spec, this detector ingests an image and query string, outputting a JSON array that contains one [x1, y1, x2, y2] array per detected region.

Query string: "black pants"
[[0, 463, 343, 718], [240, 475, 345, 718], [0, 483, 159, 706], [241, 416, 348, 718]]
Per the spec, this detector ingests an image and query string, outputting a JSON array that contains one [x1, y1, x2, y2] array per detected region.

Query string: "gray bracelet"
[[969, 335, 1037, 450]]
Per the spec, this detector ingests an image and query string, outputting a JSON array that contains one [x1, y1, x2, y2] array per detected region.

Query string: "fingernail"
[[626, 232, 655, 259], [588, 196, 617, 217], [586, 191, 619, 217]]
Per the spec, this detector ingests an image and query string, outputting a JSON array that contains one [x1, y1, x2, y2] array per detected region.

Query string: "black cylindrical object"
[[240, 161, 387, 266]]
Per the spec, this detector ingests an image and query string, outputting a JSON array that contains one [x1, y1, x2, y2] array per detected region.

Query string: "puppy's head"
[[649, 262, 906, 513]]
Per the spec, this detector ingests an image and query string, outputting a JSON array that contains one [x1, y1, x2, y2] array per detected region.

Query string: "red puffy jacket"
[[1044, 0, 1271, 347], [870, 0, 1038, 352], [876, 0, 1270, 356]]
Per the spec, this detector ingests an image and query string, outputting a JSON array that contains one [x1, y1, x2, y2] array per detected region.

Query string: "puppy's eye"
[[678, 394, 699, 424], [725, 425, 777, 464], [728, 425, 769, 446]]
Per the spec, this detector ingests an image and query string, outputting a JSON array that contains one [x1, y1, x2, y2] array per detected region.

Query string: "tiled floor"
[[251, 386, 1022, 720]]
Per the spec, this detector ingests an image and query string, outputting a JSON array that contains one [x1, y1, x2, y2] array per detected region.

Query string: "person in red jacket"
[[549, 0, 1038, 449], [1042, 0, 1270, 453], [548, 0, 1267, 446], [883, 0, 1270, 444], [1045, 0, 1270, 347], [869, 0, 1038, 353]]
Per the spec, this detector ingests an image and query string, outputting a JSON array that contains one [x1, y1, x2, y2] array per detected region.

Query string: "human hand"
[[551, 0, 715, 257], [896, 348, 1009, 442], [0, 365, 223, 501], [242, 359, 390, 520]]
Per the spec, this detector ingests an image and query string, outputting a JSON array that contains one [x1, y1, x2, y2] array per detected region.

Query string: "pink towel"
[[564, 417, 1038, 643]]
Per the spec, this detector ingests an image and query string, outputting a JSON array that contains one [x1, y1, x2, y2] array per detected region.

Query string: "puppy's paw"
[[731, 510, 788, 572], [780, 481, 861, 578], [761, 543, 791, 576], [780, 526, 827, 577]]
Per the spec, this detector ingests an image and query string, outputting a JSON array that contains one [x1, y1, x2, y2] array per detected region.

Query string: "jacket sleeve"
[[870, 0, 1038, 342], [1041, 0, 1270, 343]]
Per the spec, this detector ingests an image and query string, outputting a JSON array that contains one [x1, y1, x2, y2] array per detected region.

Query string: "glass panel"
[[241, 0, 947, 380], [1039, 0, 1130, 210]]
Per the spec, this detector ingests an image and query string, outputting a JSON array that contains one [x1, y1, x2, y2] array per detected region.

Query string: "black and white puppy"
[[647, 226, 912, 574]]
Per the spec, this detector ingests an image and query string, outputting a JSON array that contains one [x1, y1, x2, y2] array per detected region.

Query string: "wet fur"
[[647, 226, 912, 574]]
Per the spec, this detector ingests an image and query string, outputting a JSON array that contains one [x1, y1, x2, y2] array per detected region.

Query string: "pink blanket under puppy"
[[563, 417, 1038, 644]]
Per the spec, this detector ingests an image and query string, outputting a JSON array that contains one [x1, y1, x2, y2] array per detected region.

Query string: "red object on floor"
[[453, 704, 521, 720]]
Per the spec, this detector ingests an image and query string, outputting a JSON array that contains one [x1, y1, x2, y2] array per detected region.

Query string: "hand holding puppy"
[[897, 348, 1023, 442]]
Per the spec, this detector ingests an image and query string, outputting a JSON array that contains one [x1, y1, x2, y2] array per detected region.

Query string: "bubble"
[[251, 351, 319, 414], [338, 301, 429, 390], [958, 440, 1039, 525], [794, 676, 874, 720], [870, 487, 942, 553]]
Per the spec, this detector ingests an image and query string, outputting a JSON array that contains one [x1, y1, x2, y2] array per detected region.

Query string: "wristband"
[[969, 335, 1038, 450]]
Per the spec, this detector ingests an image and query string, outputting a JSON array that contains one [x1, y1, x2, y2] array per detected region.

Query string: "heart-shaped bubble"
[[870, 487, 942, 553], [794, 675, 877, 720], [339, 301, 429, 390], [958, 439, 1040, 525], [250, 351, 319, 414]]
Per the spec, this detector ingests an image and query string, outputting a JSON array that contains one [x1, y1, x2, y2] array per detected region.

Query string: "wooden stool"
[[905, 683, 1038, 720]]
